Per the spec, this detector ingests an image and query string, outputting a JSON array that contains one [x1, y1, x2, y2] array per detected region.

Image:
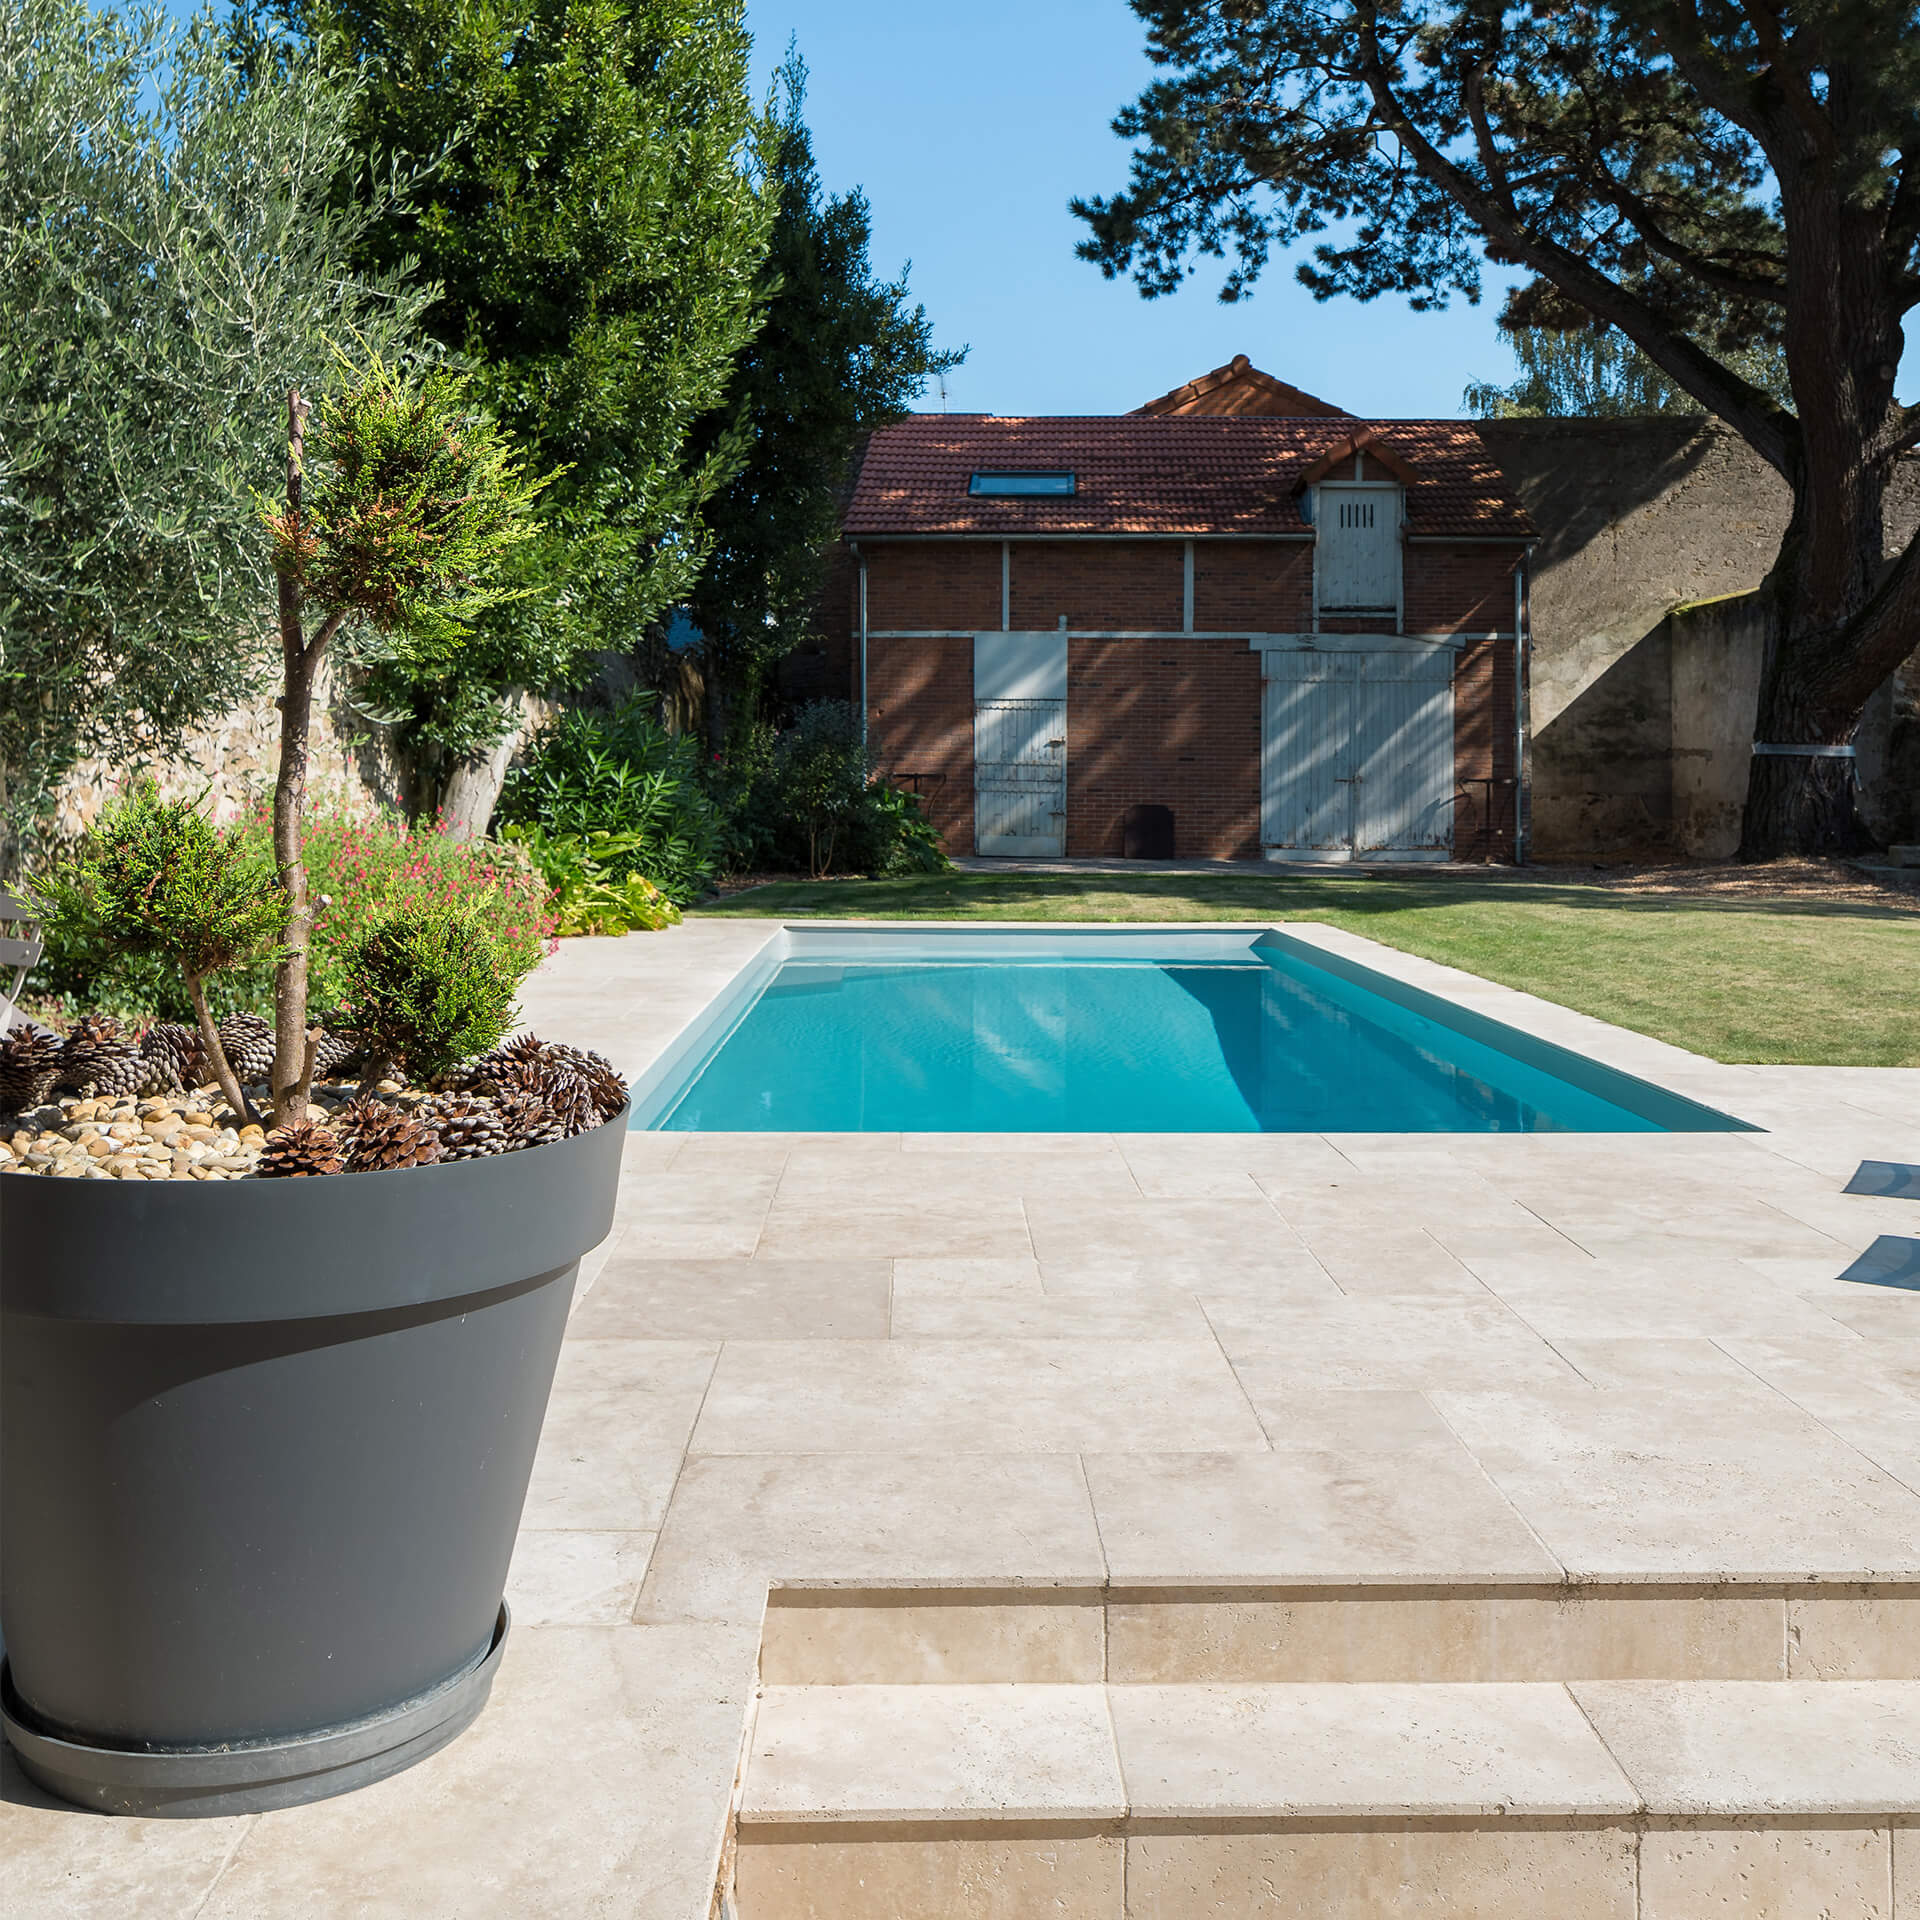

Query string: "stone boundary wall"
[[43, 655, 403, 850], [1475, 417, 1920, 859]]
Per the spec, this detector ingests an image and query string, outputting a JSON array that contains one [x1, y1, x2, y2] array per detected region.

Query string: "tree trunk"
[[268, 389, 343, 1130], [185, 971, 255, 1128], [1737, 473, 1920, 859], [440, 708, 524, 843]]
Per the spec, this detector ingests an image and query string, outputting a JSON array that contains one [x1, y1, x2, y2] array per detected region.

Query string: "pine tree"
[[1080, 0, 1920, 855]]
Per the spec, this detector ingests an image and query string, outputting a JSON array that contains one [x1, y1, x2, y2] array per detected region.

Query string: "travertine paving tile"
[[1550, 1338, 1790, 1392], [1039, 1248, 1339, 1299], [889, 1287, 1213, 1339], [1436, 1388, 1920, 1577], [1574, 1680, 1920, 1813], [894, 1254, 1045, 1295], [1638, 1822, 1893, 1920], [1295, 1226, 1490, 1297], [194, 1625, 757, 1920], [0, 1743, 251, 1920], [1243, 1388, 1465, 1453], [755, 1196, 1032, 1261], [1086, 1450, 1561, 1585], [1464, 1261, 1865, 1342], [637, 1453, 1106, 1625], [743, 1685, 1123, 1822], [1121, 1133, 1354, 1197], [1204, 1295, 1579, 1392], [735, 1828, 1124, 1920], [569, 1257, 892, 1340], [1024, 1195, 1304, 1268], [622, 1170, 780, 1258], [1109, 1681, 1636, 1817], [505, 1529, 655, 1625], [1127, 1827, 1636, 1920], [691, 1339, 1268, 1454]]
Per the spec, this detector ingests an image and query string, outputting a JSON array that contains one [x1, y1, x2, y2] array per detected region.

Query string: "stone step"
[[758, 1579, 1920, 1686], [732, 1678, 1920, 1918]]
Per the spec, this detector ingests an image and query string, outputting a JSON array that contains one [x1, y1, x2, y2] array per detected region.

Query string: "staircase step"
[[733, 1679, 1920, 1918], [758, 1579, 1920, 1686]]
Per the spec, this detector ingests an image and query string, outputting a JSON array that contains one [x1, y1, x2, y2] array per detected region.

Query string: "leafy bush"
[[340, 897, 531, 1080], [736, 701, 950, 879], [497, 699, 726, 905], [32, 798, 552, 1025], [499, 824, 684, 935]]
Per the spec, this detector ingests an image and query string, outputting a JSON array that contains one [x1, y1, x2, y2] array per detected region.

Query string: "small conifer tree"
[[264, 361, 548, 1124], [32, 786, 285, 1119]]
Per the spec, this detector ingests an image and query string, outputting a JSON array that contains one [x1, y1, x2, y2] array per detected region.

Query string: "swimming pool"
[[631, 928, 1749, 1134]]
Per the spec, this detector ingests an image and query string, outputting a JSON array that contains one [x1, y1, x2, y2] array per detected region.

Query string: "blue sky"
[[745, 0, 1523, 419]]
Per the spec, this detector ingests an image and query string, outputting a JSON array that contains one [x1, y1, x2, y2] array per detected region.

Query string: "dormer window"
[[1314, 483, 1403, 612], [969, 470, 1075, 497]]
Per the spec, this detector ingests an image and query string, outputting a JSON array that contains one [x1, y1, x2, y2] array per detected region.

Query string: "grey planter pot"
[[0, 1108, 626, 1817]]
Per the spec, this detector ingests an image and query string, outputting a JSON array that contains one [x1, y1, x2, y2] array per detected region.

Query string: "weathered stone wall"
[[1476, 417, 1920, 860], [45, 655, 403, 845]]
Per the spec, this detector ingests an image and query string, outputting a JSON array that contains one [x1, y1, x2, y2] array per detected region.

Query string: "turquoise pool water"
[[645, 938, 1743, 1134]]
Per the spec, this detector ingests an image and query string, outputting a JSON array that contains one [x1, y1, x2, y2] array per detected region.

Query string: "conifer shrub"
[[30, 786, 285, 1115], [340, 898, 532, 1084]]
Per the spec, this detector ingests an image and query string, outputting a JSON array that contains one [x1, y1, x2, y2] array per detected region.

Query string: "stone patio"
[[9, 915, 1920, 1915]]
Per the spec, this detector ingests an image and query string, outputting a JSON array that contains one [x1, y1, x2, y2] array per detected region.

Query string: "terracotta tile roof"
[[1134, 354, 1351, 419], [843, 415, 1533, 540]]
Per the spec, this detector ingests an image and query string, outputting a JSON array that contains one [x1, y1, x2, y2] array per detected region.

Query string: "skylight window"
[[968, 470, 1076, 497]]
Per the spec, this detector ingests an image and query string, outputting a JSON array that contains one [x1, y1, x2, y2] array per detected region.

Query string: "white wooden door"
[[1316, 484, 1402, 611], [1262, 651, 1358, 855], [1352, 650, 1455, 855], [1262, 649, 1454, 859], [975, 631, 1067, 857]]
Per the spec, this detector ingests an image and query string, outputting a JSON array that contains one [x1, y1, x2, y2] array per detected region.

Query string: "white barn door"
[[975, 631, 1067, 857], [1262, 648, 1454, 860]]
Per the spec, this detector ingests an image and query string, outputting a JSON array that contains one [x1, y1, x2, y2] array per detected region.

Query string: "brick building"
[[812, 360, 1535, 863]]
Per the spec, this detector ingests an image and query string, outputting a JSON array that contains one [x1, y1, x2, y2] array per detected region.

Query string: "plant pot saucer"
[[2, 1606, 510, 1818]]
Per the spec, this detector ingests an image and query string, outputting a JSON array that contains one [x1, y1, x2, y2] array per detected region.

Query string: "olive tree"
[[0, 0, 425, 870]]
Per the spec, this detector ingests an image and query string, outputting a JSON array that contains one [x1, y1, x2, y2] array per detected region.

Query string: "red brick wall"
[[1192, 540, 1313, 631], [853, 537, 1526, 865], [1452, 635, 1519, 860], [866, 542, 1000, 631], [1068, 639, 1263, 859], [1406, 546, 1523, 634], [867, 635, 976, 853], [1009, 542, 1183, 631]]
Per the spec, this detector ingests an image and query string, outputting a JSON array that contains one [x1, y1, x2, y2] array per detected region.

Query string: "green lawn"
[[697, 870, 1920, 1067]]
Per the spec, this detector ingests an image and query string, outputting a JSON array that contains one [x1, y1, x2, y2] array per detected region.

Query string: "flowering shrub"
[[33, 798, 554, 1025]]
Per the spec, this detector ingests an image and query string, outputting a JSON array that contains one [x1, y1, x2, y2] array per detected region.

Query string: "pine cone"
[[425, 1093, 508, 1161], [494, 1088, 567, 1151], [458, 1033, 541, 1097], [338, 1098, 444, 1174], [0, 1026, 62, 1113], [313, 1028, 366, 1080], [58, 1016, 145, 1098], [542, 1043, 628, 1124], [257, 1119, 345, 1179], [139, 1022, 205, 1093], [217, 1012, 275, 1084], [464, 1034, 624, 1134], [538, 1065, 602, 1139]]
